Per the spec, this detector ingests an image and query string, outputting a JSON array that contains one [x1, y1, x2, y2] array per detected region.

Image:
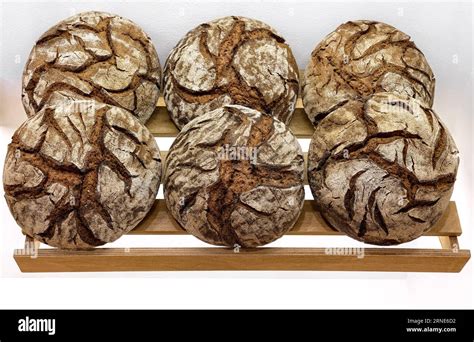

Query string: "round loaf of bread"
[[163, 16, 299, 129], [3, 99, 162, 249], [164, 105, 304, 247], [307, 93, 458, 245], [22, 11, 161, 123], [303, 20, 435, 125]]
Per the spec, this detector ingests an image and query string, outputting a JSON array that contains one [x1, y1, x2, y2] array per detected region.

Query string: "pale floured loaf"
[[22, 11, 161, 123], [303, 20, 435, 125], [164, 105, 305, 247], [163, 16, 299, 129], [307, 93, 458, 245], [3, 98, 162, 249]]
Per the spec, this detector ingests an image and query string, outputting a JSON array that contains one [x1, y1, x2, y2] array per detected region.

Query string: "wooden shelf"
[[14, 246, 470, 273], [12, 96, 471, 273], [130, 200, 462, 237]]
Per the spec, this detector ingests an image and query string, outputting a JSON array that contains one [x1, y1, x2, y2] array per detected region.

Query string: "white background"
[[0, 0, 472, 309]]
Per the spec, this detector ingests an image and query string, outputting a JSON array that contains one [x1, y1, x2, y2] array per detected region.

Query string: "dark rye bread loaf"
[[307, 93, 458, 245], [164, 105, 305, 247], [163, 16, 299, 129], [22, 11, 161, 123], [3, 98, 162, 249], [302, 20, 435, 125]]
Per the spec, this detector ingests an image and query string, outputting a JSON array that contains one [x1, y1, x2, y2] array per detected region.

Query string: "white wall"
[[0, 0, 472, 309]]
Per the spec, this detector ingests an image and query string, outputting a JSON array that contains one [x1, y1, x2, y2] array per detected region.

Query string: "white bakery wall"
[[0, 0, 472, 309]]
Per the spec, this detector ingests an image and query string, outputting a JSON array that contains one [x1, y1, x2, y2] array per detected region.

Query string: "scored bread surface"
[[303, 20, 435, 125], [307, 93, 458, 245], [164, 105, 305, 247], [163, 16, 299, 129], [22, 11, 161, 123], [3, 98, 162, 249]]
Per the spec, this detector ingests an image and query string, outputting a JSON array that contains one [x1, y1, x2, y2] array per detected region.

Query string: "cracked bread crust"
[[163, 16, 299, 130], [307, 93, 458, 245], [22, 11, 161, 124], [3, 100, 162, 249], [302, 20, 435, 126], [164, 105, 304, 247]]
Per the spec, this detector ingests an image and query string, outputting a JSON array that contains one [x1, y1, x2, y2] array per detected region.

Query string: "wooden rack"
[[13, 97, 471, 273]]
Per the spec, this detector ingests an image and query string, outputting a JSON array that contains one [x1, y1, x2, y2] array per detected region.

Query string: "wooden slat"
[[439, 236, 459, 250], [132, 199, 185, 234], [131, 200, 462, 237], [13, 247, 470, 273], [146, 97, 314, 138]]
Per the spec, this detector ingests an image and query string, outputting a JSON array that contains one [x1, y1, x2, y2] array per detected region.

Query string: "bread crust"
[[303, 20, 435, 126], [307, 93, 458, 245], [164, 105, 305, 247], [3, 99, 162, 249], [22, 11, 161, 123], [163, 16, 299, 129]]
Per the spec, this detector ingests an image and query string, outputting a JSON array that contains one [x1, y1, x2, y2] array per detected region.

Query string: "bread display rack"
[[13, 96, 471, 273]]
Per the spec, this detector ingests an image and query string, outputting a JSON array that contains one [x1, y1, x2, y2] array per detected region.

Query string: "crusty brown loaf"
[[163, 16, 299, 129], [302, 20, 435, 125], [307, 93, 458, 245], [164, 105, 304, 247], [22, 11, 161, 123], [3, 98, 162, 249]]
